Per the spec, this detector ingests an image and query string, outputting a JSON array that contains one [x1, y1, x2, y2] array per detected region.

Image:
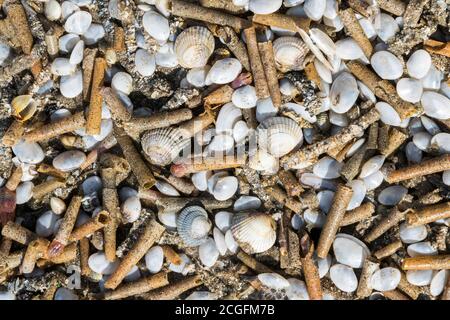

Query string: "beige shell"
[[231, 212, 277, 254], [141, 127, 190, 166], [174, 26, 215, 69], [272, 36, 311, 72], [11, 95, 38, 122]]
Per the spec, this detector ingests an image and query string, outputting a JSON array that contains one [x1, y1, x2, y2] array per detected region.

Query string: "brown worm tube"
[[86, 57, 107, 135], [373, 240, 403, 260], [406, 202, 450, 227], [113, 25, 126, 53], [252, 13, 310, 32], [79, 237, 91, 277], [124, 109, 192, 136], [211, 25, 250, 71], [37, 242, 78, 268], [178, 112, 215, 139], [264, 186, 302, 213], [300, 233, 323, 300], [5, 166, 22, 192], [68, 211, 110, 242], [203, 85, 234, 107], [32, 180, 65, 201], [1, 221, 37, 245], [258, 41, 282, 108], [2, 120, 25, 147], [397, 271, 422, 300], [278, 170, 303, 197], [36, 164, 70, 180], [356, 258, 379, 298], [236, 250, 274, 274], [386, 155, 450, 184], [383, 290, 410, 300], [364, 207, 406, 243], [402, 255, 450, 271], [403, 0, 428, 27], [199, 0, 246, 14], [82, 48, 98, 102], [101, 87, 132, 123], [141, 275, 203, 300], [104, 272, 169, 300], [339, 8, 373, 58], [341, 202, 375, 226], [170, 156, 245, 177], [6, 3, 33, 54], [375, 0, 406, 16], [380, 128, 408, 157], [21, 238, 50, 274]]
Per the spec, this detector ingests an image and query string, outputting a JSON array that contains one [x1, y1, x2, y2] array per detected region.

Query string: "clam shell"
[[135, 49, 156, 77], [297, 27, 332, 70], [407, 49, 431, 79], [206, 58, 242, 84], [225, 230, 239, 253], [215, 211, 233, 233], [111, 72, 133, 95], [82, 23, 105, 45], [313, 156, 342, 179], [370, 267, 401, 292], [256, 98, 278, 123], [407, 241, 437, 257], [53, 150, 86, 172], [88, 252, 119, 275], [213, 227, 228, 256], [413, 131, 432, 151], [232, 85, 257, 109], [192, 171, 212, 192], [421, 66, 443, 90], [248, 149, 279, 174], [330, 72, 359, 113], [258, 273, 290, 290], [362, 171, 384, 191], [421, 91, 450, 120], [309, 28, 336, 57], [12, 95, 38, 122], [234, 196, 261, 212], [230, 212, 276, 254], [51, 58, 76, 76], [141, 127, 189, 166], [45, 0, 62, 21], [70, 40, 84, 65], [12, 140, 45, 164], [64, 11, 92, 35], [155, 42, 179, 68], [375, 13, 399, 42], [304, 0, 326, 21], [378, 185, 408, 206], [36, 211, 59, 237], [286, 278, 309, 300], [405, 141, 423, 163], [61, 1, 80, 21], [430, 270, 448, 297], [177, 206, 212, 247], [396, 78, 423, 103], [421, 116, 441, 135], [249, 0, 282, 14], [335, 37, 365, 60], [145, 246, 164, 273], [212, 176, 238, 201], [54, 288, 78, 300], [142, 11, 169, 42], [16, 182, 34, 205], [333, 234, 370, 268], [50, 197, 66, 215], [318, 190, 334, 213], [121, 196, 141, 223], [370, 51, 403, 80], [233, 120, 249, 143], [216, 102, 242, 134], [199, 237, 219, 267], [186, 66, 210, 87], [359, 155, 385, 179], [406, 270, 433, 286], [60, 70, 83, 98], [273, 36, 310, 72], [330, 264, 358, 293], [59, 33, 80, 54], [399, 222, 427, 244], [174, 27, 215, 69]]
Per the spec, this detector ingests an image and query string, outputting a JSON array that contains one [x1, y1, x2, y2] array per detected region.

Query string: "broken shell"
[[378, 185, 408, 206], [45, 0, 62, 21], [273, 36, 310, 72], [83, 24, 105, 45], [313, 156, 342, 179], [396, 78, 423, 103], [199, 237, 219, 267], [59, 33, 80, 53], [303, 0, 326, 21], [376, 102, 401, 126], [70, 40, 84, 65], [258, 273, 290, 290], [11, 95, 38, 122], [141, 128, 188, 166], [370, 267, 401, 292], [174, 26, 215, 69], [421, 92, 450, 120], [309, 28, 336, 57], [329, 264, 358, 293], [12, 140, 45, 164], [51, 58, 76, 76], [145, 246, 164, 273], [60, 70, 83, 98], [399, 223, 427, 244], [192, 171, 212, 192], [177, 206, 212, 247], [230, 212, 276, 254], [212, 176, 238, 201], [121, 196, 141, 223], [248, 0, 282, 14], [232, 85, 257, 109], [257, 117, 303, 157], [111, 72, 133, 95], [206, 58, 242, 84], [216, 102, 242, 134], [330, 72, 359, 114], [16, 182, 34, 205], [64, 11, 92, 35], [53, 150, 86, 172], [370, 51, 403, 80], [406, 49, 431, 79], [50, 197, 66, 215], [335, 38, 365, 60], [213, 227, 227, 256], [314, 59, 332, 83], [142, 11, 170, 42]]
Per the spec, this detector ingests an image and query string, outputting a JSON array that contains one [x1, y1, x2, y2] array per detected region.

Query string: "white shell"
[[206, 58, 242, 84], [83, 24, 105, 45], [213, 176, 238, 201], [272, 36, 310, 71], [431, 133, 450, 153], [443, 170, 450, 186], [145, 246, 164, 273], [346, 138, 366, 157], [303, 208, 326, 228], [168, 253, 190, 274], [186, 66, 210, 87], [61, 1, 80, 21], [215, 211, 233, 233], [406, 50, 431, 79], [234, 196, 261, 212], [370, 51, 403, 80], [12, 140, 45, 164], [158, 210, 177, 229], [333, 235, 370, 268], [53, 150, 86, 172], [330, 72, 359, 113], [36, 211, 59, 237], [192, 171, 212, 192], [375, 13, 399, 42], [225, 229, 239, 253], [256, 98, 278, 123], [135, 49, 156, 77], [50, 197, 66, 215], [199, 237, 219, 267], [406, 270, 433, 286], [54, 288, 78, 300], [60, 70, 83, 98], [324, 0, 338, 19], [88, 252, 119, 275], [285, 278, 309, 300], [399, 223, 427, 244], [51, 58, 76, 76], [59, 33, 80, 53], [313, 156, 342, 179], [359, 155, 385, 179], [81, 176, 102, 195], [309, 28, 336, 57], [346, 180, 366, 210], [362, 171, 384, 191], [370, 267, 401, 292], [216, 102, 242, 134], [142, 11, 169, 42], [248, 0, 282, 14], [413, 131, 432, 151], [407, 242, 437, 257], [257, 117, 303, 157], [64, 11, 92, 35], [174, 27, 215, 69], [357, 81, 376, 103], [335, 37, 365, 60], [121, 196, 141, 223], [316, 254, 332, 278], [155, 42, 178, 68], [378, 185, 408, 206], [318, 190, 334, 213], [421, 65, 443, 90], [430, 270, 449, 297], [207, 172, 228, 194], [155, 180, 180, 197], [257, 273, 290, 290], [329, 110, 348, 127], [45, 0, 62, 21], [111, 72, 133, 95], [323, 15, 344, 32], [314, 59, 332, 83], [70, 40, 84, 65], [279, 78, 297, 97], [0, 291, 15, 300], [303, 0, 326, 21], [233, 120, 249, 143], [283, 102, 317, 123], [396, 78, 423, 103], [16, 182, 34, 205], [213, 227, 228, 256], [330, 264, 358, 293], [232, 85, 257, 109], [291, 213, 304, 231], [142, 127, 188, 166], [421, 116, 441, 135], [186, 291, 218, 300], [421, 92, 450, 120]]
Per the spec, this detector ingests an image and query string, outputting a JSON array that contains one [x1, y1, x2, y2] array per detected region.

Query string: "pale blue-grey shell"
[[177, 206, 212, 247]]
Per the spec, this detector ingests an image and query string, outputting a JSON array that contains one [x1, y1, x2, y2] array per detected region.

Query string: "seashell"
[[88, 252, 119, 275], [313, 156, 342, 179], [81, 176, 102, 196], [71, 0, 92, 6], [329, 110, 348, 127], [51, 58, 76, 76], [155, 0, 170, 17], [155, 42, 179, 68], [158, 210, 177, 229], [375, 13, 399, 42], [413, 131, 432, 151], [370, 267, 401, 292], [155, 180, 180, 197], [257, 273, 290, 290], [371, 51, 403, 80], [303, 208, 326, 228], [330, 72, 359, 114], [249, 0, 282, 14], [399, 223, 427, 244], [406, 49, 431, 79], [12, 140, 45, 164], [142, 11, 170, 42], [64, 11, 92, 35], [303, 0, 326, 21], [207, 172, 228, 194], [256, 98, 278, 123], [53, 150, 86, 172], [213, 176, 238, 201], [45, 0, 62, 21], [121, 196, 141, 223], [206, 133, 234, 153], [233, 120, 249, 143], [291, 213, 304, 230], [215, 211, 233, 233], [213, 227, 227, 256], [421, 116, 440, 135], [141, 128, 189, 166], [359, 155, 385, 179], [407, 242, 437, 257], [285, 278, 309, 300], [11, 95, 38, 122], [333, 234, 370, 268], [421, 91, 450, 120], [279, 78, 298, 97], [257, 117, 303, 157], [15, 181, 33, 205], [323, 15, 344, 32], [192, 171, 212, 192], [231, 212, 276, 254], [248, 149, 279, 174], [300, 173, 333, 190], [234, 0, 250, 6], [316, 254, 332, 278], [346, 180, 366, 210], [83, 24, 105, 45], [309, 28, 336, 57], [186, 291, 218, 300], [0, 43, 11, 67], [174, 26, 215, 69], [324, 0, 337, 19], [329, 264, 358, 293], [358, 17, 376, 40], [124, 265, 141, 282], [272, 36, 310, 72], [92, 118, 113, 141], [431, 133, 450, 154], [443, 170, 450, 186], [216, 102, 242, 134], [60, 70, 83, 98], [378, 185, 407, 206], [59, 33, 80, 54], [362, 171, 384, 191], [119, 187, 137, 203], [421, 66, 443, 90], [232, 85, 257, 109], [318, 190, 334, 213], [111, 72, 133, 95], [234, 196, 261, 212], [396, 78, 423, 103], [70, 40, 84, 65], [145, 246, 164, 273], [61, 1, 80, 21], [186, 66, 210, 87], [168, 253, 190, 274], [283, 0, 304, 7], [199, 237, 219, 267], [335, 38, 365, 60], [346, 138, 366, 158], [206, 58, 242, 84], [54, 288, 79, 300], [177, 206, 212, 247], [430, 270, 448, 297], [50, 197, 66, 215], [297, 26, 332, 70], [406, 270, 433, 286], [314, 58, 332, 83], [36, 211, 59, 237], [0, 291, 15, 300]]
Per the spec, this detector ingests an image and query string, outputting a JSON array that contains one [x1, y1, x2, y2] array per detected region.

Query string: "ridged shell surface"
[[257, 117, 303, 157], [174, 27, 215, 69], [273, 37, 310, 72], [177, 206, 212, 247]]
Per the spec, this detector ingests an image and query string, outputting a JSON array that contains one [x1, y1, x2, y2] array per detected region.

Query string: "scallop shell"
[[230, 212, 276, 254], [11, 95, 38, 122], [141, 128, 189, 166], [176, 206, 212, 247], [174, 27, 215, 69], [257, 117, 303, 157], [272, 36, 310, 72]]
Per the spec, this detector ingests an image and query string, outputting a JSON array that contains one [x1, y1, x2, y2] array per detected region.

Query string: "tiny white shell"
[[111, 72, 133, 95], [60, 70, 83, 98], [430, 270, 449, 297], [36, 211, 59, 237], [232, 85, 257, 109], [88, 252, 119, 275], [256, 98, 278, 123], [225, 229, 239, 253], [142, 11, 170, 42], [213, 176, 238, 201], [213, 227, 228, 256], [359, 155, 385, 179], [186, 66, 210, 87], [421, 91, 450, 120], [199, 237, 219, 267], [309, 28, 336, 57], [83, 24, 105, 45], [303, 0, 326, 21], [53, 150, 86, 172], [50, 197, 66, 215], [233, 120, 249, 143], [285, 278, 309, 300], [413, 131, 432, 151], [174, 27, 215, 69], [12, 140, 45, 164], [318, 190, 334, 213], [45, 0, 62, 21], [64, 11, 92, 35], [192, 171, 212, 192], [362, 171, 384, 191], [70, 40, 84, 65], [406, 270, 433, 286], [145, 246, 164, 273], [333, 235, 369, 268], [248, 0, 282, 14], [378, 185, 408, 206], [370, 51, 403, 80], [135, 49, 156, 77], [330, 72, 359, 113], [234, 196, 261, 212], [335, 37, 365, 60], [121, 196, 141, 223], [329, 264, 358, 293], [257, 273, 290, 290], [421, 65, 443, 90], [15, 182, 34, 205], [407, 242, 437, 257], [375, 13, 399, 42], [399, 223, 427, 244], [61, 1, 80, 21], [206, 58, 242, 84], [215, 211, 233, 233], [346, 180, 366, 210], [313, 156, 342, 179], [303, 208, 326, 228], [51, 58, 76, 76], [406, 49, 431, 79], [396, 78, 423, 103], [370, 267, 401, 292]]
